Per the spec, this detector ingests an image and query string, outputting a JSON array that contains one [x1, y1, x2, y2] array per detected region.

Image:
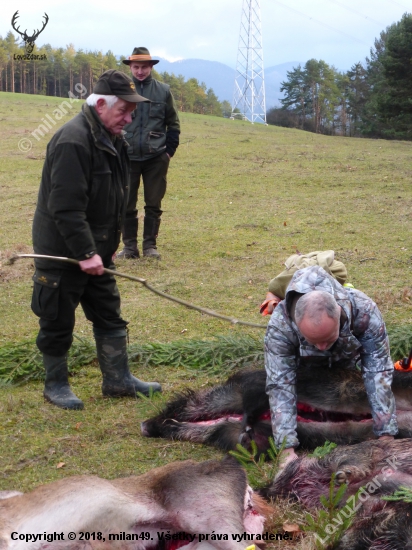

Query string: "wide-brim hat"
[[123, 46, 160, 66], [93, 70, 149, 103]]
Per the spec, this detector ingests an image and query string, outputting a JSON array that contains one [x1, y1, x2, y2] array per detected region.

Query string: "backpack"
[[268, 250, 347, 299]]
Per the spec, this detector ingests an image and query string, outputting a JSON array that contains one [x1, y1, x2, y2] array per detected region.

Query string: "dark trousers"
[[31, 267, 128, 356], [126, 153, 170, 220]]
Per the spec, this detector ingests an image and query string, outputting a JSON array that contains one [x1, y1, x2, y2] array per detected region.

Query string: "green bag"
[[268, 250, 347, 299]]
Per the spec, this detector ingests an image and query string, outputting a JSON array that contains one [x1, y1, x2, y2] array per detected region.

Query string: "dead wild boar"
[[0, 457, 269, 550], [141, 366, 412, 453], [265, 438, 412, 550]]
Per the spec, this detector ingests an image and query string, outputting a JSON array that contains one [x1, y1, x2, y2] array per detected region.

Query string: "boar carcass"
[[141, 366, 412, 452], [266, 438, 412, 550]]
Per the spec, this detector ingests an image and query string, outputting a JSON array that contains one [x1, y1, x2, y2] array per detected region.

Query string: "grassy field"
[[0, 90, 411, 546]]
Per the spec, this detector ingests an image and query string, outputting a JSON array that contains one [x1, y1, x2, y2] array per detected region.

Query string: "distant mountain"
[[155, 58, 236, 105], [155, 58, 302, 109]]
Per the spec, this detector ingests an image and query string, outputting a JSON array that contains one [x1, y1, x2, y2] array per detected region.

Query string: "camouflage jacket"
[[264, 265, 398, 449]]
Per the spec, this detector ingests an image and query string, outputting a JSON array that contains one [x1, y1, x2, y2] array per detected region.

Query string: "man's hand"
[[378, 435, 395, 441], [79, 254, 104, 275], [279, 447, 299, 469]]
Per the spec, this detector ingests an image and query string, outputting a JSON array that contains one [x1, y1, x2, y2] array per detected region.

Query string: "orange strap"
[[394, 360, 412, 372], [260, 299, 279, 316], [260, 293, 282, 316]]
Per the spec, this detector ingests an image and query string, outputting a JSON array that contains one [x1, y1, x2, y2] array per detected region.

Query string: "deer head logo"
[[11, 11, 49, 54]]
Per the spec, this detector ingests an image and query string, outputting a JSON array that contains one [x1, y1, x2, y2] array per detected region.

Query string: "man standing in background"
[[118, 47, 180, 260]]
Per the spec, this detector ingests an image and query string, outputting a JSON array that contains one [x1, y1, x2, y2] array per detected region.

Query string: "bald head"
[[295, 291, 341, 351]]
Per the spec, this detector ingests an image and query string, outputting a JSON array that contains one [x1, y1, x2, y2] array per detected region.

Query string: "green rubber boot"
[[94, 329, 161, 397], [43, 353, 84, 410]]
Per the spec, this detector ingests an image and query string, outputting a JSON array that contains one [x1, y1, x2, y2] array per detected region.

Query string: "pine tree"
[[377, 13, 412, 139]]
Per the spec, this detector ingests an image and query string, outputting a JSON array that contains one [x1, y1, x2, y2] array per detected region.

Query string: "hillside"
[[0, 91, 411, 539]]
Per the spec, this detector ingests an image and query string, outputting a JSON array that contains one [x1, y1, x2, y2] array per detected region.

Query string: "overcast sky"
[[2, 0, 409, 71]]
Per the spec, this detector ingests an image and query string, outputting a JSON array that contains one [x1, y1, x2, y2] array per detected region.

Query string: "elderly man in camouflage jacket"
[[265, 265, 398, 466]]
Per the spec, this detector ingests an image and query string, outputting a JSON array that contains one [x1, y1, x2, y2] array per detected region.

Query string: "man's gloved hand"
[[260, 292, 281, 315]]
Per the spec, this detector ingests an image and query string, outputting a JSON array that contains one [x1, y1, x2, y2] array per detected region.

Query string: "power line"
[[269, 0, 371, 45], [382, 0, 410, 11], [327, 0, 386, 27]]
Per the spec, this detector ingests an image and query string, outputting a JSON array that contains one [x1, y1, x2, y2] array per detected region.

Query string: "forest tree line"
[[267, 13, 412, 140], [2, 13, 411, 138], [0, 33, 230, 117]]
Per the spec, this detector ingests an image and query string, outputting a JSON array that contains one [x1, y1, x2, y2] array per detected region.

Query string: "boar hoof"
[[335, 469, 352, 485], [239, 430, 253, 449]]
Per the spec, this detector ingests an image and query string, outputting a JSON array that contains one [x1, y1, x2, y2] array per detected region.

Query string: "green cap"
[[93, 70, 148, 103]]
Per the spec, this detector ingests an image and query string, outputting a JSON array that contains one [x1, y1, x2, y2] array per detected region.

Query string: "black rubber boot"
[[143, 217, 161, 259], [94, 328, 162, 397], [43, 353, 84, 410], [117, 217, 139, 259]]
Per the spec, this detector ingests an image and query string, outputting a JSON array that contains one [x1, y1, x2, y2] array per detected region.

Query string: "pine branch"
[[382, 486, 412, 503], [229, 437, 285, 489], [308, 441, 337, 459], [0, 334, 264, 385], [0, 324, 410, 385]]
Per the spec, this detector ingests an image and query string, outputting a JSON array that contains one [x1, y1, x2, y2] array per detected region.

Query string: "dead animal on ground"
[[0, 456, 270, 550], [265, 438, 412, 550], [141, 366, 412, 453]]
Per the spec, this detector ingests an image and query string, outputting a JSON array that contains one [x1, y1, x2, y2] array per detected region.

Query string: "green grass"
[[0, 91, 411, 549]]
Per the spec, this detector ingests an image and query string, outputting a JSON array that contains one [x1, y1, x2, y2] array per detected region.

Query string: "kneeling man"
[[265, 265, 398, 466]]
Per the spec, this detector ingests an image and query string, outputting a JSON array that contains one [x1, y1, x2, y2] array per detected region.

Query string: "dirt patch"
[[0, 245, 35, 283]]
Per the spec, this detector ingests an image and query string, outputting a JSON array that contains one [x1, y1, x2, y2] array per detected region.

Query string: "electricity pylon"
[[231, 0, 267, 124]]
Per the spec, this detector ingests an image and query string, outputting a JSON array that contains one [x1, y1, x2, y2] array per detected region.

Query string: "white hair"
[[86, 94, 119, 109]]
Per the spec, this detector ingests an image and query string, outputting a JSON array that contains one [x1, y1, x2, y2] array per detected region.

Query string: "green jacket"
[[124, 75, 180, 161], [32, 103, 129, 269]]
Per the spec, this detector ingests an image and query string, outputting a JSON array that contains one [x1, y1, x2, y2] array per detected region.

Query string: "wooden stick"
[[9, 254, 267, 330]]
